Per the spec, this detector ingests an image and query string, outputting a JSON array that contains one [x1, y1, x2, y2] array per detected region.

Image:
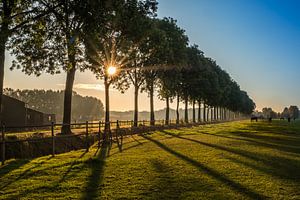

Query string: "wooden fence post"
[[51, 122, 55, 157], [1, 124, 5, 165], [86, 121, 89, 152], [116, 120, 119, 140], [98, 121, 101, 148]]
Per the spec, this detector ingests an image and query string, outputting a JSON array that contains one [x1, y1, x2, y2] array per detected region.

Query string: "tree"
[[9, 0, 104, 134], [288, 105, 299, 119], [156, 18, 188, 125], [140, 17, 183, 125], [0, 0, 59, 124], [262, 107, 275, 118], [282, 107, 289, 118], [85, 0, 157, 138], [4, 88, 104, 121], [176, 45, 204, 123], [112, 8, 159, 127]]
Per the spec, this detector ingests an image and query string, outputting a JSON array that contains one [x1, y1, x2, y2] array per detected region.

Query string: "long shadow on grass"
[[244, 121, 300, 137], [81, 142, 110, 200], [3, 152, 96, 199], [228, 130, 300, 145], [148, 159, 231, 199], [199, 131, 300, 155], [0, 156, 52, 190], [0, 159, 29, 179], [162, 130, 300, 183], [58, 151, 87, 183], [141, 134, 267, 200]]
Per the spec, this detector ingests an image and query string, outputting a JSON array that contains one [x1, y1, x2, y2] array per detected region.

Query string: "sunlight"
[[107, 66, 117, 75]]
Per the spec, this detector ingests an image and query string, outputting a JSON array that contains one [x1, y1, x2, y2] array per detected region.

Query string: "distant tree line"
[[1, 0, 255, 137], [260, 106, 299, 119], [3, 88, 104, 122], [281, 106, 299, 119]]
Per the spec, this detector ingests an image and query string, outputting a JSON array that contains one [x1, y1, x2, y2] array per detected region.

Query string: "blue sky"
[[157, 0, 300, 111], [4, 0, 300, 112]]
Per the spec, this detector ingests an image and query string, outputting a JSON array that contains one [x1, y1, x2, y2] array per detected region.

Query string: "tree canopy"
[[4, 88, 104, 122], [2, 0, 257, 133]]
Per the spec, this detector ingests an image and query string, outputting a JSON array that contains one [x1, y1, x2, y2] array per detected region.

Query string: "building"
[[1, 95, 56, 127]]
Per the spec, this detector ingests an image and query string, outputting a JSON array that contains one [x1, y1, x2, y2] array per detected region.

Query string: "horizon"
[[4, 0, 300, 113]]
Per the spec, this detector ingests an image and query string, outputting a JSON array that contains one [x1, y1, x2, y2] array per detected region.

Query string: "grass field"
[[1, 120, 300, 199]]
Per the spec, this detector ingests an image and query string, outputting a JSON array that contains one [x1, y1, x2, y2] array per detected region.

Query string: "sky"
[[4, 0, 300, 112]]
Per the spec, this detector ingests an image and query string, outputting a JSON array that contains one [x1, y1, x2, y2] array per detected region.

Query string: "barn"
[[1, 95, 56, 127]]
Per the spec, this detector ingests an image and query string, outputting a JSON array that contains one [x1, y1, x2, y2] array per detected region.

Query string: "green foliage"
[[85, 0, 157, 84], [3, 0, 256, 125], [1, 120, 300, 199], [9, 0, 94, 75], [3, 88, 104, 122], [156, 42, 256, 116], [288, 106, 299, 119]]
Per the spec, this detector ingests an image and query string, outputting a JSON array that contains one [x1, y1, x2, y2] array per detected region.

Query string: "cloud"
[[74, 83, 105, 91], [57, 83, 105, 91]]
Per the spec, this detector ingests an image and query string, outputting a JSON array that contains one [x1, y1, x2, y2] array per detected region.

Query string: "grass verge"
[[1, 120, 300, 199]]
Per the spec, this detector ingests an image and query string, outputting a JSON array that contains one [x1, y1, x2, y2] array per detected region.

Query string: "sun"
[[107, 66, 117, 75]]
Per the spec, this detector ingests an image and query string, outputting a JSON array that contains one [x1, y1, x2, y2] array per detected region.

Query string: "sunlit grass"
[[1, 120, 300, 199]]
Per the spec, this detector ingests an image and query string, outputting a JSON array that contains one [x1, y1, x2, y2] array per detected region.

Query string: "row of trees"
[[261, 106, 299, 119], [1, 0, 255, 138], [3, 88, 104, 122], [281, 106, 299, 119]]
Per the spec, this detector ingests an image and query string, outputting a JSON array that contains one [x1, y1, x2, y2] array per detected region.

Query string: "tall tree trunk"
[[198, 101, 201, 122], [203, 103, 206, 122], [214, 107, 216, 120], [184, 96, 188, 123], [61, 30, 77, 134], [133, 84, 138, 127], [222, 108, 224, 120], [176, 94, 180, 124], [207, 107, 210, 121], [103, 76, 110, 142], [61, 66, 76, 134], [149, 83, 155, 126], [192, 100, 196, 123], [0, 5, 10, 125], [220, 107, 223, 120], [211, 107, 213, 121], [0, 39, 7, 125], [165, 96, 169, 125]]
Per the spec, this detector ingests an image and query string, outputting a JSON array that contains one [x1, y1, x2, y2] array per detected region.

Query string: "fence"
[[0, 118, 239, 165]]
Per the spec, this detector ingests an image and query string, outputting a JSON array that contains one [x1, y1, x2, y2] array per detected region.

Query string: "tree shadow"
[[244, 121, 300, 136], [58, 151, 88, 183], [161, 130, 300, 183], [109, 142, 146, 157], [148, 159, 183, 199], [198, 131, 300, 155], [116, 130, 124, 152], [0, 156, 52, 190], [0, 159, 29, 178], [3, 151, 98, 199], [81, 142, 110, 200], [228, 130, 300, 145], [147, 159, 231, 199], [141, 134, 267, 199]]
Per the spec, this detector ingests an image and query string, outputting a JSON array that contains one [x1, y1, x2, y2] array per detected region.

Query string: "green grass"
[[1, 120, 300, 199]]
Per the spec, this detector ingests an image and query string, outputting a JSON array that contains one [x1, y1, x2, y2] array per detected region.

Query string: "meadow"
[[1, 120, 300, 199]]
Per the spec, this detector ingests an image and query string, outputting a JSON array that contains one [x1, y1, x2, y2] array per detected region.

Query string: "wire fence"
[[0, 118, 240, 165]]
